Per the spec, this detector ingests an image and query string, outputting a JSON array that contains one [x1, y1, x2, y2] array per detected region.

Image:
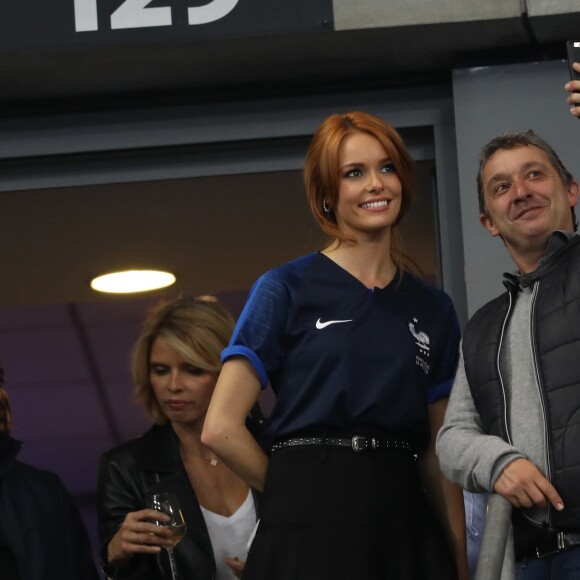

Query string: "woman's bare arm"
[[202, 358, 269, 492]]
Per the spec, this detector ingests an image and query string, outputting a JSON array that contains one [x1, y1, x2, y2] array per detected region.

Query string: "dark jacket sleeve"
[[97, 445, 160, 580], [0, 460, 99, 580], [57, 476, 101, 580]]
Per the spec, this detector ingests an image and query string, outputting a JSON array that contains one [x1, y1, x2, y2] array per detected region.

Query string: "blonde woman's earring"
[[323, 200, 330, 213]]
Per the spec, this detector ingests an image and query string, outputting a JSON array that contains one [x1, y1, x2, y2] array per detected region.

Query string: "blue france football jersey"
[[223, 252, 460, 450]]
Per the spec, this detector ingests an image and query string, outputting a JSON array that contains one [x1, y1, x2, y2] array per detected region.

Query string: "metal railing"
[[475, 494, 515, 580]]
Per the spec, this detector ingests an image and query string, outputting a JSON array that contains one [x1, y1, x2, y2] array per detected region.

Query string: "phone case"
[[566, 40, 580, 82]]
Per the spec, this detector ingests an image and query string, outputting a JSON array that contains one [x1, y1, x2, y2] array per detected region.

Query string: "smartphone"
[[566, 40, 580, 81], [566, 40, 580, 115]]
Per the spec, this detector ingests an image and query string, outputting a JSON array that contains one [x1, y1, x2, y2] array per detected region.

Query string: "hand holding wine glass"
[[147, 492, 187, 580], [105, 506, 175, 565]]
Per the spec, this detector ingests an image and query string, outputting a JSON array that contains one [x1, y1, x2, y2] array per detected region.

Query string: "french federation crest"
[[409, 318, 430, 374]]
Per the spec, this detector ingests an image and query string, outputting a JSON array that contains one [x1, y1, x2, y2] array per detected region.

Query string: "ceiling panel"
[[9, 382, 111, 438], [18, 434, 117, 495], [0, 323, 92, 384]]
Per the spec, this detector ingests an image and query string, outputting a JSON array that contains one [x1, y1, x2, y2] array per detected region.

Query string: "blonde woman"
[[98, 297, 260, 580]]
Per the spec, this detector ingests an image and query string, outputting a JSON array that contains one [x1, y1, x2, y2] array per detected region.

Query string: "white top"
[[200, 490, 256, 580]]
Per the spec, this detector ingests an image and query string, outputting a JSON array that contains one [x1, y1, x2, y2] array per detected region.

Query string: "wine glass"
[[147, 492, 187, 580]]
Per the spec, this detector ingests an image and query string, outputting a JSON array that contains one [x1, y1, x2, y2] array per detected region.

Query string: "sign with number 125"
[[74, 0, 240, 32]]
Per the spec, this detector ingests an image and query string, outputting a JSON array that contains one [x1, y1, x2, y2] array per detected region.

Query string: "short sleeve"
[[425, 294, 461, 404], [222, 268, 292, 388]]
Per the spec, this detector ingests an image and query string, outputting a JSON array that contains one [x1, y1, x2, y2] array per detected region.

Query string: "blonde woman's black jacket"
[[0, 434, 99, 580], [98, 422, 260, 580]]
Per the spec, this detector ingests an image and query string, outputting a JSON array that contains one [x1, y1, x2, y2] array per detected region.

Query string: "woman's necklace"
[[193, 450, 219, 467], [180, 441, 220, 467]]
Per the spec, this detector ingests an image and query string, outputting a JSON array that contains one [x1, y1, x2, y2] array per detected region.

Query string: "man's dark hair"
[[476, 130, 578, 231]]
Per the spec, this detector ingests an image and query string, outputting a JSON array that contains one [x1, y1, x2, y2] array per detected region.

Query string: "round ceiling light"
[[90, 270, 176, 294]]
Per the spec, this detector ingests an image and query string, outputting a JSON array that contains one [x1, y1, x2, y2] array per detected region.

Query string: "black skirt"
[[243, 443, 456, 580]]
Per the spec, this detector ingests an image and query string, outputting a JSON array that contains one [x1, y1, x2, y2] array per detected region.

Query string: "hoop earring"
[[323, 200, 330, 213]]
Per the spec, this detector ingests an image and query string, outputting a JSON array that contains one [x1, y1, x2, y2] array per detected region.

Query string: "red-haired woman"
[[203, 112, 468, 579]]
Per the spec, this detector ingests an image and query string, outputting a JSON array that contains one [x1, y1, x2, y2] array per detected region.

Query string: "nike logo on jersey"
[[315, 318, 353, 329]]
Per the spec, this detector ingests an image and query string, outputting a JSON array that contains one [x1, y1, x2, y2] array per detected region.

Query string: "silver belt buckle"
[[352, 435, 367, 452], [558, 531, 566, 551]]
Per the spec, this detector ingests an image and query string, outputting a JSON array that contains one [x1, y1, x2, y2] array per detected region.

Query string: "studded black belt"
[[270, 435, 414, 454]]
